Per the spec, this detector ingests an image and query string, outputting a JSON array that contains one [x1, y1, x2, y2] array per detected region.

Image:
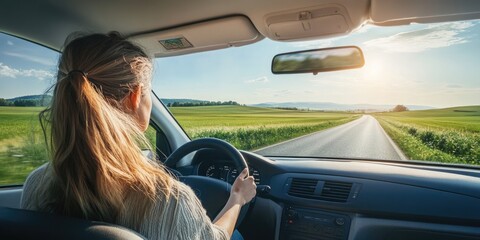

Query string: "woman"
[[21, 33, 256, 240]]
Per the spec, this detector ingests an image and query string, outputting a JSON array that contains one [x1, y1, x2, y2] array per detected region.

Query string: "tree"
[[13, 100, 37, 106], [167, 100, 239, 107], [0, 98, 9, 106], [392, 105, 408, 112]]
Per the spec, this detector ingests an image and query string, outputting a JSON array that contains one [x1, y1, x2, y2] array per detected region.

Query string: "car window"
[[0, 32, 58, 185], [0, 32, 170, 186], [145, 125, 157, 149], [154, 20, 480, 166]]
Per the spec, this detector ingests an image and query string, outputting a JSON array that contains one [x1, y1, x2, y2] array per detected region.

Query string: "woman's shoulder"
[[21, 162, 53, 210], [27, 163, 50, 178], [148, 178, 206, 219], [166, 179, 200, 204], [23, 162, 51, 191]]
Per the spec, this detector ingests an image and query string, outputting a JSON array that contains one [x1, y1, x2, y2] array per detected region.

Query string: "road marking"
[[374, 117, 408, 160]]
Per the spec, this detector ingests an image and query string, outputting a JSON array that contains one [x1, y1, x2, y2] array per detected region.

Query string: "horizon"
[[3, 94, 480, 111], [0, 93, 444, 107]]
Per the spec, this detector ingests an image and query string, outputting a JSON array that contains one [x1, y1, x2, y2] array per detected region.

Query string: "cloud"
[[354, 24, 374, 34], [273, 89, 294, 97], [307, 71, 359, 84], [245, 76, 269, 84], [6, 41, 13, 46], [254, 88, 295, 98], [443, 86, 480, 92], [363, 21, 476, 53], [4, 52, 56, 66], [288, 34, 349, 49], [0, 62, 54, 80], [289, 38, 337, 48]]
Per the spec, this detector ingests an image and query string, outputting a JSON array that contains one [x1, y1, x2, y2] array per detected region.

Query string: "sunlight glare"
[[363, 59, 384, 82]]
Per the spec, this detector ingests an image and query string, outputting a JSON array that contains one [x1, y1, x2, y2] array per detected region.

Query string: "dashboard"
[[185, 149, 480, 240], [197, 161, 261, 185]]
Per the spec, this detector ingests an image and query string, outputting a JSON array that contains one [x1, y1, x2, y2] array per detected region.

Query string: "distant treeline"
[[167, 101, 240, 107], [0, 98, 35, 107], [271, 107, 299, 110], [0, 97, 50, 107]]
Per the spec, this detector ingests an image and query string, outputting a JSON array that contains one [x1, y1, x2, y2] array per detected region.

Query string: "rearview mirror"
[[272, 46, 365, 75]]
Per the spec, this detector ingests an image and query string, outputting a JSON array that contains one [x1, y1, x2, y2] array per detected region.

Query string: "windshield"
[[153, 20, 480, 166]]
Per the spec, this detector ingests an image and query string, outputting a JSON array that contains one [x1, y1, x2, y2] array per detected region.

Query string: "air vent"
[[288, 178, 352, 202], [320, 181, 352, 202], [288, 178, 318, 197]]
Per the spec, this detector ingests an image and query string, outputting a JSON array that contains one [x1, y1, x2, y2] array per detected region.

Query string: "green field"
[[0, 107, 47, 185], [2, 104, 478, 185], [170, 105, 359, 150], [0, 105, 359, 185], [374, 106, 480, 165]]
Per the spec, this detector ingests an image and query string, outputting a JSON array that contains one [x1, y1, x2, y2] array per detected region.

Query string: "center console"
[[280, 206, 351, 240]]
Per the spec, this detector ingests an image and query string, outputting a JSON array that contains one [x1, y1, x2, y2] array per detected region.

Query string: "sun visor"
[[371, 0, 480, 26], [130, 16, 263, 57], [264, 4, 354, 41]]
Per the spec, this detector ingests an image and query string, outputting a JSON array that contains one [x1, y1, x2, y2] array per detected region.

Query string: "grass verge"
[[374, 107, 480, 166], [189, 117, 359, 151]]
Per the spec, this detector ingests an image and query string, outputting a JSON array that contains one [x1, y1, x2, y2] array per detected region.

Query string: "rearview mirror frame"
[[271, 46, 365, 75]]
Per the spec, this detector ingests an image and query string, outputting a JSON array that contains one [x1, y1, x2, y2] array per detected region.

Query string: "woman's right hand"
[[213, 168, 256, 236], [229, 168, 256, 206]]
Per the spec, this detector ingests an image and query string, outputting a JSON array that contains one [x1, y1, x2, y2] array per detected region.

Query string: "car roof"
[[2, 0, 480, 56]]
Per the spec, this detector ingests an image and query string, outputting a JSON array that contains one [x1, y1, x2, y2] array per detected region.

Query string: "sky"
[[1, 20, 480, 108]]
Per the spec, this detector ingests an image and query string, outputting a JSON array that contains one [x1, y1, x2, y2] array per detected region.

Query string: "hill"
[[160, 98, 209, 105], [251, 102, 434, 111], [160, 98, 239, 107], [7, 95, 51, 102], [1, 95, 52, 106]]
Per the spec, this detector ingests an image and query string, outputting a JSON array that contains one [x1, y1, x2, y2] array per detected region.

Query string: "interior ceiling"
[[0, 0, 369, 51], [2, 0, 480, 53]]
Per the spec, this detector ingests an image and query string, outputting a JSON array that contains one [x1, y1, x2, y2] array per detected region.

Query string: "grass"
[[374, 106, 480, 165], [170, 105, 360, 150], [0, 105, 359, 185], [0, 107, 48, 185], [0, 107, 43, 140], [3, 103, 478, 185], [170, 105, 354, 128]]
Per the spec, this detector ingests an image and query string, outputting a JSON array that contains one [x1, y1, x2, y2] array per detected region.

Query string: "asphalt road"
[[255, 115, 406, 160]]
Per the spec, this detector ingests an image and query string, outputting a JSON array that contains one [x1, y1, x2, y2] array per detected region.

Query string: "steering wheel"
[[164, 138, 252, 227]]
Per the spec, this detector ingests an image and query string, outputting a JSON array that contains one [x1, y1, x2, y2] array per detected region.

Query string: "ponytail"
[[38, 33, 172, 228]]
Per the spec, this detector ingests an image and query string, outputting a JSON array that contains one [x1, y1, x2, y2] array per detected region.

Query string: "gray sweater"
[[21, 164, 229, 240]]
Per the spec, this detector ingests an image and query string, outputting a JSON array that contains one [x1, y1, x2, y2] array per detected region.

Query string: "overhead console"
[[263, 4, 355, 41]]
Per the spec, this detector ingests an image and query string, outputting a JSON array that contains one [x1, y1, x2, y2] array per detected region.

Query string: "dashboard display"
[[200, 162, 261, 185]]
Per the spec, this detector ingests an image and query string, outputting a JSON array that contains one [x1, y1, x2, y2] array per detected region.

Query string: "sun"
[[363, 59, 385, 81]]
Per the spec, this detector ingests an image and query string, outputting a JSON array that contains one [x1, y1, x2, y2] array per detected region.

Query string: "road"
[[254, 115, 406, 160]]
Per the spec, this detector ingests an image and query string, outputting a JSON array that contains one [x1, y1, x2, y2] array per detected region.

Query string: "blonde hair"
[[39, 33, 172, 228]]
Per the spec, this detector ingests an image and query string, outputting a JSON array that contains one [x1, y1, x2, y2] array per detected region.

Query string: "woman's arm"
[[140, 169, 255, 240], [213, 168, 256, 236]]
